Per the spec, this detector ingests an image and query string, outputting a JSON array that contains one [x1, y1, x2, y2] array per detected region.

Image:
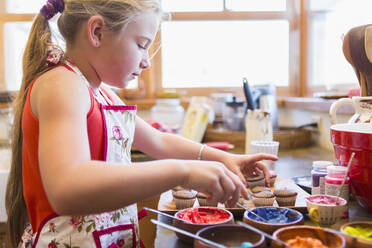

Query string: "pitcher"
[[329, 96, 372, 124]]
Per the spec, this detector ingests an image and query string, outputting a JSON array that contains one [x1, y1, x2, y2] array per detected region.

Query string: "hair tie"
[[46, 43, 64, 65], [40, 0, 65, 20]]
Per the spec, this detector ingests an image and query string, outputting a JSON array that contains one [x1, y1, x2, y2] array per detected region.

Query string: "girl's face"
[[95, 11, 160, 88]]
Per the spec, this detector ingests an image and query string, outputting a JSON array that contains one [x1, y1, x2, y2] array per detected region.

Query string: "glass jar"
[[325, 165, 349, 202], [311, 161, 333, 195], [325, 165, 349, 218], [151, 95, 184, 134]]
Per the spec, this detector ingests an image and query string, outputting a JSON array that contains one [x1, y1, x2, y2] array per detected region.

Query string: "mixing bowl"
[[330, 123, 372, 212]]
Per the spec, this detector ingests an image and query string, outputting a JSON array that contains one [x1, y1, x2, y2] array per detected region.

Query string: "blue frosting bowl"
[[243, 207, 304, 234]]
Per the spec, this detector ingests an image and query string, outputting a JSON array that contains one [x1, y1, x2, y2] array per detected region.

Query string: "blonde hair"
[[6, 0, 161, 246]]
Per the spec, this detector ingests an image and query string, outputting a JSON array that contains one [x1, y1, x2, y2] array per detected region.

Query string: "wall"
[[278, 108, 352, 151], [138, 107, 354, 152]]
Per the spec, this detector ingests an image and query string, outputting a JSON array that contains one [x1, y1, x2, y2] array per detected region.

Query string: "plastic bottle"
[[311, 161, 332, 195], [325, 165, 349, 218], [325, 165, 349, 201]]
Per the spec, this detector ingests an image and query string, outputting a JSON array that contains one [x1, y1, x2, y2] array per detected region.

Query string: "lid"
[[210, 93, 234, 101], [225, 96, 245, 107], [312, 160, 334, 169], [155, 91, 181, 99], [327, 165, 347, 174]]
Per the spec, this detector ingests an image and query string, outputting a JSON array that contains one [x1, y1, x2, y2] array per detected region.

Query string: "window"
[[309, 0, 372, 91], [4, 22, 32, 91], [161, 20, 289, 88], [0, 0, 365, 97]]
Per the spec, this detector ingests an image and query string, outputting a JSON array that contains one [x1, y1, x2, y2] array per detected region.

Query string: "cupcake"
[[274, 188, 298, 207], [252, 191, 276, 207], [269, 171, 277, 187], [196, 192, 216, 206], [251, 186, 271, 194], [172, 186, 185, 193], [172, 190, 197, 209], [246, 174, 265, 189], [236, 197, 255, 209]]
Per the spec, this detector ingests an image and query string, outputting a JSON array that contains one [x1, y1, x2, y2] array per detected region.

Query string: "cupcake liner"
[[269, 176, 277, 187], [252, 196, 276, 207], [276, 195, 297, 207], [174, 197, 196, 209]]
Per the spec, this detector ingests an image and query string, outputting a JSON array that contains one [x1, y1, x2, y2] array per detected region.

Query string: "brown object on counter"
[[252, 191, 276, 207], [246, 174, 265, 189], [274, 189, 298, 207], [202, 128, 312, 151], [343, 24, 372, 96], [272, 225, 346, 248], [340, 221, 372, 248], [172, 190, 197, 209], [194, 224, 266, 248]]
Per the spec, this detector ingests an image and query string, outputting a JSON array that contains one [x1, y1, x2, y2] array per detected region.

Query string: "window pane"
[[6, 0, 45, 13], [309, 0, 372, 88], [161, 20, 289, 88], [226, 0, 286, 11], [161, 0, 222, 12], [4, 22, 32, 91]]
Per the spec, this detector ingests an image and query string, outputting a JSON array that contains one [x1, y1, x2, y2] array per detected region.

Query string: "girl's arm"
[[106, 87, 277, 186], [32, 68, 247, 216]]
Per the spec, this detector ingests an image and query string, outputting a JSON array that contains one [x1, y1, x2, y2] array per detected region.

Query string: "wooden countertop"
[[139, 146, 372, 248]]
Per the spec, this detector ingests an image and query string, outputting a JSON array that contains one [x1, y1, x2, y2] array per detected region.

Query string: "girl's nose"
[[140, 55, 151, 69]]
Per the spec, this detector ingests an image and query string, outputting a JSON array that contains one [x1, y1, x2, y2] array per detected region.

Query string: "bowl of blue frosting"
[[243, 207, 304, 234]]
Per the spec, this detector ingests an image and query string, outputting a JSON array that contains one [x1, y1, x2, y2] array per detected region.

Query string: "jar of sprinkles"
[[311, 161, 333, 195]]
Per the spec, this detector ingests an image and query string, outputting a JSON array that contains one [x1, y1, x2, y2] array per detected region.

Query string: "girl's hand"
[[181, 160, 249, 207], [221, 153, 278, 187]]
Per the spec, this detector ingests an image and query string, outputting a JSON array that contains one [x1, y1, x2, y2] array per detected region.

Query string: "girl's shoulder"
[[30, 66, 91, 118]]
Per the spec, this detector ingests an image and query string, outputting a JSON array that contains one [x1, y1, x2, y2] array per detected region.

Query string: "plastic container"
[[311, 161, 332, 195], [325, 165, 350, 218], [325, 166, 350, 202], [210, 93, 233, 123], [151, 95, 184, 133]]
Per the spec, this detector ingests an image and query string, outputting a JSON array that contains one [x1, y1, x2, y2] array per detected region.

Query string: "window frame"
[[0, 3, 35, 89], [0, 0, 353, 99], [144, 0, 306, 99]]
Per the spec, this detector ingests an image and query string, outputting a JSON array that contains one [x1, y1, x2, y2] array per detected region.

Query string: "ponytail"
[[5, 13, 52, 247]]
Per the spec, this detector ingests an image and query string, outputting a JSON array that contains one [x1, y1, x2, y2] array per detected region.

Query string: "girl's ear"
[[87, 16, 105, 48]]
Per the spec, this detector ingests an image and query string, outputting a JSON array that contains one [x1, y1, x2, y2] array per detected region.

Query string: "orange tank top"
[[22, 65, 110, 232]]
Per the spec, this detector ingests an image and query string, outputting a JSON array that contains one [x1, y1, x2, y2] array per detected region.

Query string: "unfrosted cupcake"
[[274, 188, 298, 207], [251, 186, 271, 194], [172, 190, 197, 209], [269, 171, 277, 187], [252, 191, 276, 207], [172, 186, 185, 193], [196, 192, 216, 206], [246, 174, 265, 189]]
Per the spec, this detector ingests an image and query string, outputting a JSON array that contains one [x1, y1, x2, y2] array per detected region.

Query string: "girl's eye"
[[138, 44, 146, 50]]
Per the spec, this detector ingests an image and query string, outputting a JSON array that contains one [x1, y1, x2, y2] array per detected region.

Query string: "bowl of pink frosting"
[[173, 207, 234, 243]]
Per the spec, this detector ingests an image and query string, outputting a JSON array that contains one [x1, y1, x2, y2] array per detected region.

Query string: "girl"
[[6, 0, 277, 247]]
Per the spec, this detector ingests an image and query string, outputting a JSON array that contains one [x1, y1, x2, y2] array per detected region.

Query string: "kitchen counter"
[[147, 146, 372, 248]]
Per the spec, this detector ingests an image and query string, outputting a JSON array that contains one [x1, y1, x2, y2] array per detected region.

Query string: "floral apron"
[[20, 61, 142, 248]]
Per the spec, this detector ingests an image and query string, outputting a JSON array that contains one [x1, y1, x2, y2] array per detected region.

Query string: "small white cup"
[[250, 140, 279, 170]]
